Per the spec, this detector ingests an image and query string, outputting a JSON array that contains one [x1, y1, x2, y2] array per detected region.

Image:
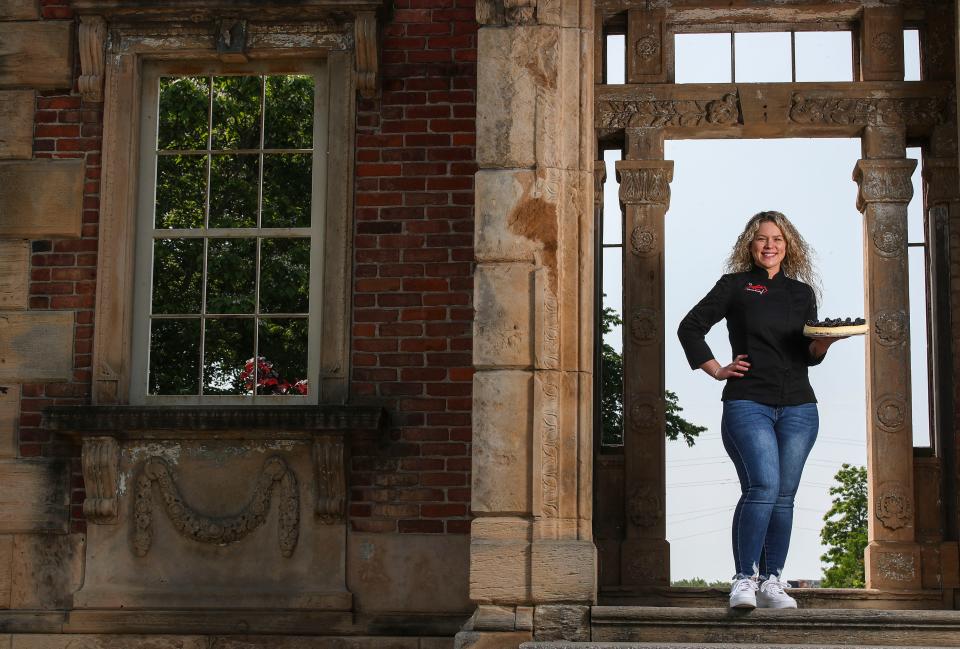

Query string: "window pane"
[[600, 246, 623, 446], [203, 317, 255, 395], [260, 238, 309, 314], [152, 238, 203, 314], [258, 318, 308, 395], [602, 150, 622, 245], [606, 35, 626, 84], [212, 76, 262, 150], [158, 76, 210, 150], [907, 147, 924, 243], [206, 238, 256, 314], [734, 32, 792, 82], [265, 75, 314, 149], [904, 29, 921, 81], [795, 31, 853, 82], [149, 318, 201, 395], [209, 154, 259, 228], [155, 154, 206, 229], [263, 154, 312, 228], [675, 33, 731, 83], [908, 247, 930, 446]]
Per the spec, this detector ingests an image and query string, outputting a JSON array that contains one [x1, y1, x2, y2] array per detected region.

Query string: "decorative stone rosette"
[[627, 483, 663, 529], [875, 481, 913, 530]]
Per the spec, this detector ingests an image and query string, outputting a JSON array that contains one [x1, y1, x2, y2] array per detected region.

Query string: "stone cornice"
[[70, 0, 387, 20], [44, 405, 387, 439]]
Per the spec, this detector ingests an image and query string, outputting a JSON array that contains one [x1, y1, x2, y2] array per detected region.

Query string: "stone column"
[[923, 124, 960, 591], [615, 157, 672, 587], [463, 1, 596, 645], [854, 126, 922, 590]]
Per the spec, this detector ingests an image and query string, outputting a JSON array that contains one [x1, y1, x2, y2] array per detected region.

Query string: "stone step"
[[525, 644, 942, 649], [587, 606, 960, 647]]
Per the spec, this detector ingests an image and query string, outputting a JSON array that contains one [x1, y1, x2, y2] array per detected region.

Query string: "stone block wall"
[[348, 0, 477, 536]]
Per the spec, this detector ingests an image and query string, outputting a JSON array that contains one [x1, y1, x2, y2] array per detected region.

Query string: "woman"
[[677, 211, 845, 610]]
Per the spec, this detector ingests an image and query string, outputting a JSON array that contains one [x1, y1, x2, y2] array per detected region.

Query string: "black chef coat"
[[677, 266, 824, 406]]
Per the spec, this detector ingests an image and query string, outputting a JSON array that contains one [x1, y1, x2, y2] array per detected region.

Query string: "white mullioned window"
[[131, 60, 328, 404]]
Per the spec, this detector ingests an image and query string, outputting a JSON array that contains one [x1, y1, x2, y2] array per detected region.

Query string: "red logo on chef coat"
[[745, 283, 767, 295]]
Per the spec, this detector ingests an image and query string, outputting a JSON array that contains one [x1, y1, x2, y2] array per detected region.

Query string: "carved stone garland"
[[597, 92, 741, 129], [790, 94, 950, 129], [133, 455, 300, 557]]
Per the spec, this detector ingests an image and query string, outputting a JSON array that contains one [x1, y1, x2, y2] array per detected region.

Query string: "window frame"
[[92, 38, 355, 407], [130, 60, 328, 405]]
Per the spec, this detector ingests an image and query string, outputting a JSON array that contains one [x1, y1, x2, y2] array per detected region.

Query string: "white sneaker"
[[757, 575, 797, 609], [729, 577, 758, 609]]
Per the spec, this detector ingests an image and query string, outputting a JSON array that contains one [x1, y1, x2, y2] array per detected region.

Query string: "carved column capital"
[[78, 15, 107, 102], [922, 157, 960, 204], [593, 162, 606, 208], [614, 160, 674, 208], [81, 435, 119, 523], [355, 11, 378, 99], [853, 158, 917, 212]]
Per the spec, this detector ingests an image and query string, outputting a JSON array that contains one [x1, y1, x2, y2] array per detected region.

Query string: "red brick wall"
[[15, 1, 477, 535], [348, 1, 477, 534], [18, 1, 99, 532]]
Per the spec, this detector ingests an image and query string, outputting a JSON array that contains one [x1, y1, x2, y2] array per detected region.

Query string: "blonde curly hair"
[[725, 210, 820, 301]]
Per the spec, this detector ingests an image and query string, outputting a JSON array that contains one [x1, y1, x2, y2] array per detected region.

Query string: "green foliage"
[[820, 463, 867, 588], [671, 577, 731, 588], [599, 304, 706, 446]]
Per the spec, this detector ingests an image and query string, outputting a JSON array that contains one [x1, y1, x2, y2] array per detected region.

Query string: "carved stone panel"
[[861, 7, 904, 82], [73, 439, 349, 610], [626, 8, 666, 83]]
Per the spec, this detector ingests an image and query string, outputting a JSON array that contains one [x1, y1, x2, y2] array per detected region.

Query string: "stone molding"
[[71, 0, 386, 20], [79, 15, 107, 102], [132, 455, 300, 557], [44, 404, 386, 437], [81, 436, 120, 524]]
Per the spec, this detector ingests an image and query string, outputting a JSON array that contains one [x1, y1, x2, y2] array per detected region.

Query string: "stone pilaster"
[[615, 159, 673, 587], [855, 127, 922, 590], [466, 2, 595, 641]]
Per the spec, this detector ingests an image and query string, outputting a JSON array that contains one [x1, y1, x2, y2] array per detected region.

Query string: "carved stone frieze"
[[615, 161, 674, 207], [133, 455, 300, 558], [313, 435, 345, 523], [81, 436, 120, 523], [874, 310, 908, 346], [79, 15, 107, 102], [627, 483, 663, 529], [875, 394, 907, 432], [597, 93, 741, 129], [877, 551, 916, 581], [630, 308, 658, 345], [791, 94, 949, 128], [876, 481, 913, 530], [355, 12, 377, 99]]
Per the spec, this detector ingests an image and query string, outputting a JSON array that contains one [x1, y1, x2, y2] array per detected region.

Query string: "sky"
[[602, 31, 927, 582]]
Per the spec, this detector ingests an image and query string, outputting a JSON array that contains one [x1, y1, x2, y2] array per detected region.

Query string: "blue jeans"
[[721, 400, 818, 580]]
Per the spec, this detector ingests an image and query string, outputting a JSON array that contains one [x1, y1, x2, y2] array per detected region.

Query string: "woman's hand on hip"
[[703, 355, 750, 381]]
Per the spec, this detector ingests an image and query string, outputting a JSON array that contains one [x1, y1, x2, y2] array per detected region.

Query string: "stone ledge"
[[44, 405, 387, 439], [526, 644, 941, 649]]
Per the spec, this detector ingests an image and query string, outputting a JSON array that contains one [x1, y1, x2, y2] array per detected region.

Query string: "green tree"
[[820, 463, 867, 588], [600, 305, 706, 446], [670, 577, 730, 588]]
